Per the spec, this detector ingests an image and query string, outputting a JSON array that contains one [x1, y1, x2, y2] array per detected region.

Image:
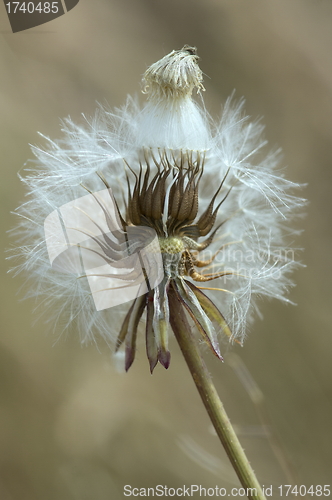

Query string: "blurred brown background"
[[1, 1, 332, 498]]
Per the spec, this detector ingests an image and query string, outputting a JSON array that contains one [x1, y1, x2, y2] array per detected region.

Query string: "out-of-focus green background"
[[1, 1, 332, 498]]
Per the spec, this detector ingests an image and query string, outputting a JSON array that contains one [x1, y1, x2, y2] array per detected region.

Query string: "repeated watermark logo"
[[44, 188, 164, 309], [3, 0, 79, 32]]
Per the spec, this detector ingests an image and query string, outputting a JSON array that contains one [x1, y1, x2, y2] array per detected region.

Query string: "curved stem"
[[168, 288, 266, 500]]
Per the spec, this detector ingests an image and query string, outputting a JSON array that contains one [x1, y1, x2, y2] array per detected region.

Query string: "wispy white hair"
[[10, 47, 305, 348]]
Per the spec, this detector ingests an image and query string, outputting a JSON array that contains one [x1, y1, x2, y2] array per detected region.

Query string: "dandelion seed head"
[[10, 47, 305, 371]]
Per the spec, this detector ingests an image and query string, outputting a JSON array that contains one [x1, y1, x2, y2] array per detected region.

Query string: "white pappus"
[[10, 46, 305, 372]]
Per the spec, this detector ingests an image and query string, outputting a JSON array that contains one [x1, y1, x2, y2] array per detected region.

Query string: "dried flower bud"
[[138, 46, 209, 150], [142, 45, 205, 100]]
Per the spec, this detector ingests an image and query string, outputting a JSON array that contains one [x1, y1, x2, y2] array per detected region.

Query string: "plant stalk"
[[168, 288, 266, 500]]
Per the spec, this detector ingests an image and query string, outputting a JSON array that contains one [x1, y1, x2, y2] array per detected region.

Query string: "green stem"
[[168, 288, 266, 500]]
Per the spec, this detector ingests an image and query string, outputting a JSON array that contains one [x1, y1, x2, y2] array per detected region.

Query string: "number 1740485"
[[278, 485, 330, 497], [5, 2, 59, 14]]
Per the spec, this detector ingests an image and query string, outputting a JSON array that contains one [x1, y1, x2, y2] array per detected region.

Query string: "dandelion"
[[11, 46, 304, 496], [12, 45, 303, 367]]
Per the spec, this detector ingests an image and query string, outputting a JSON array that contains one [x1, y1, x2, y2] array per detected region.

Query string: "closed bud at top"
[[142, 45, 205, 100], [137, 46, 209, 151]]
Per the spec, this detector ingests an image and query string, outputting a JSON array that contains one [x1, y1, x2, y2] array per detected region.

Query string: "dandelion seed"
[[11, 46, 305, 373]]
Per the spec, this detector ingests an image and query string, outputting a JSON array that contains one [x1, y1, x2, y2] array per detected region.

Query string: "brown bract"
[[96, 149, 234, 372]]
